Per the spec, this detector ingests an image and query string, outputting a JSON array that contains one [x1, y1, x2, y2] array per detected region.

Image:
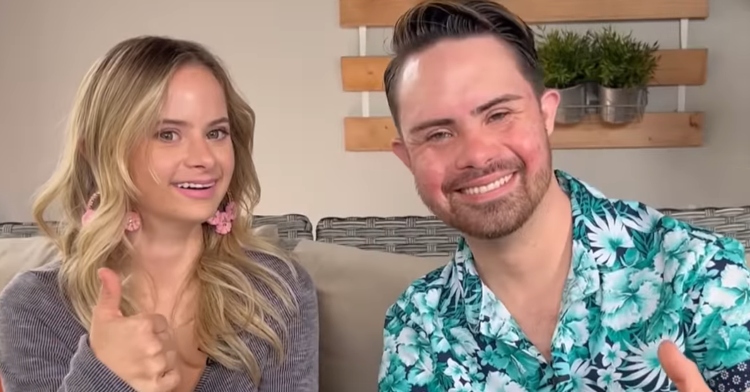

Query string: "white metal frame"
[[678, 19, 688, 112], [358, 26, 370, 117]]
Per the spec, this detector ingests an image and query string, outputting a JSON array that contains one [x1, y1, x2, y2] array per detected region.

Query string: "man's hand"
[[658, 340, 711, 392]]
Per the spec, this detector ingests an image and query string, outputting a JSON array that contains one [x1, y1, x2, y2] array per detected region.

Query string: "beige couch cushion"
[[0, 236, 60, 291], [292, 239, 448, 392]]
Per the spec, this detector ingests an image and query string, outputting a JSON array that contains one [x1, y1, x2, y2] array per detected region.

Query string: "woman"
[[0, 36, 318, 391]]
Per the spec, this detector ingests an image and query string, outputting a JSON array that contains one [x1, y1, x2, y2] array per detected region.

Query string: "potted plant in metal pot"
[[537, 28, 594, 125], [589, 27, 660, 124]]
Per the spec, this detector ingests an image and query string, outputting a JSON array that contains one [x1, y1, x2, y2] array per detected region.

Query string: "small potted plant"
[[588, 27, 660, 124], [537, 28, 594, 125]]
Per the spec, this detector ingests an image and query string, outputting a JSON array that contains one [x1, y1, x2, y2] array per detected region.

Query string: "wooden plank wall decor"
[[340, 0, 709, 27], [344, 113, 704, 151], [340, 0, 709, 151], [341, 49, 708, 91]]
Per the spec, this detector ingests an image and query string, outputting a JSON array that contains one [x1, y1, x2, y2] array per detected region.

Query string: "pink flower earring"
[[206, 195, 236, 235], [124, 211, 141, 232], [81, 192, 141, 232]]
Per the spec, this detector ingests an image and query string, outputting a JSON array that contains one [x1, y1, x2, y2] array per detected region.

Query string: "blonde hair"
[[31, 36, 298, 384]]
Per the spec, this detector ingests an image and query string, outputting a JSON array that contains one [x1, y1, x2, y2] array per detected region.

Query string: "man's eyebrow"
[[471, 94, 523, 116], [407, 118, 455, 135], [406, 94, 522, 135]]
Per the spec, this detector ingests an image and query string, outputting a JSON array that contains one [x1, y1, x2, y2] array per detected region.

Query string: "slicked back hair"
[[383, 0, 545, 131]]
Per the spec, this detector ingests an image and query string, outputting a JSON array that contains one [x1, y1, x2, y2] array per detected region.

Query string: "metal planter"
[[584, 81, 600, 115], [598, 85, 648, 124], [555, 84, 587, 125]]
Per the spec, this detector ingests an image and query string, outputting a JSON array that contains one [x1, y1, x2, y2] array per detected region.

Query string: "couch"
[[2, 206, 750, 392]]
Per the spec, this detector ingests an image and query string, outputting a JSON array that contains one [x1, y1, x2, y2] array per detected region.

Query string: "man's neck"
[[465, 181, 573, 303]]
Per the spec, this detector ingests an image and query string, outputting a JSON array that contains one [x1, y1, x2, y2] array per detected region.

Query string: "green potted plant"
[[537, 28, 594, 125], [588, 27, 660, 124]]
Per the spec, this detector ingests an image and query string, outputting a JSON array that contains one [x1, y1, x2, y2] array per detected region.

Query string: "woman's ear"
[[78, 140, 88, 163]]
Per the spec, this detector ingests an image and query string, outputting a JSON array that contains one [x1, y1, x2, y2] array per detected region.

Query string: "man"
[[377, 1, 750, 391]]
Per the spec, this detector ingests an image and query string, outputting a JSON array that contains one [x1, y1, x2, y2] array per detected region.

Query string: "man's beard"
[[417, 153, 552, 240]]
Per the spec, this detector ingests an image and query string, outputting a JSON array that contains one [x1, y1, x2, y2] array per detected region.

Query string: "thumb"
[[658, 340, 704, 389], [94, 267, 123, 318]]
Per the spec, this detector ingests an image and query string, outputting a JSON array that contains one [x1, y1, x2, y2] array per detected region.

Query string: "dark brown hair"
[[383, 0, 545, 130]]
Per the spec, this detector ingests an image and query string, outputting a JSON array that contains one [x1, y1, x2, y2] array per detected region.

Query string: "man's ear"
[[539, 89, 561, 137], [392, 136, 412, 170]]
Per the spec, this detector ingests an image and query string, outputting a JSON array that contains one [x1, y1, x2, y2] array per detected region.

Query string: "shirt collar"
[[453, 169, 605, 332]]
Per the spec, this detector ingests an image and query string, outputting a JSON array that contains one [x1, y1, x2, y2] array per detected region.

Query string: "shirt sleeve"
[[0, 271, 134, 392], [378, 291, 438, 392], [686, 235, 750, 392], [257, 263, 319, 392]]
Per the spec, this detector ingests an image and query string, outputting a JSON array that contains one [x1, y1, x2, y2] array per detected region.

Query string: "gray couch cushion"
[[0, 214, 314, 252]]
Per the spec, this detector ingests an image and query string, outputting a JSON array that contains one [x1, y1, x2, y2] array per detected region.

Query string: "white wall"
[[1, 0, 749, 225]]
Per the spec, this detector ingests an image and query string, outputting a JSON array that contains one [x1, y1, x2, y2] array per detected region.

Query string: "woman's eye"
[[158, 130, 177, 141], [207, 128, 229, 139]]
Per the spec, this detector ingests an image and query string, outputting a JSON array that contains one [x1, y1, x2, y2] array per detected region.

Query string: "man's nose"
[[454, 129, 496, 170]]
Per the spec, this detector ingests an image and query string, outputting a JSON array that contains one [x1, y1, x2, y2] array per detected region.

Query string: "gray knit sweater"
[[0, 252, 319, 391]]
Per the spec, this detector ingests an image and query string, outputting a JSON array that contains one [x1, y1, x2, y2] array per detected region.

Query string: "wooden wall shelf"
[[341, 49, 707, 91], [344, 113, 704, 151], [340, 0, 709, 27]]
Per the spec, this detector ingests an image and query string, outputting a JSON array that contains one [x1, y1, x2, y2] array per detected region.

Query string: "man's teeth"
[[176, 182, 214, 189], [461, 174, 513, 195]]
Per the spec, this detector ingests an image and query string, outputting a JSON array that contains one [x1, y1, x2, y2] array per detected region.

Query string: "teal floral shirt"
[[378, 170, 750, 392]]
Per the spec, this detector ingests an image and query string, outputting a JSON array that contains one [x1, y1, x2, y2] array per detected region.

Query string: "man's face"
[[392, 35, 560, 240]]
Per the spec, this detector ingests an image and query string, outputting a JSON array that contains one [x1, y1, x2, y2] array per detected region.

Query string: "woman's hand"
[[89, 268, 181, 392]]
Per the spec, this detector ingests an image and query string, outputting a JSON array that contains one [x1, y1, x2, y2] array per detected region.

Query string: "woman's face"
[[129, 64, 235, 227]]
